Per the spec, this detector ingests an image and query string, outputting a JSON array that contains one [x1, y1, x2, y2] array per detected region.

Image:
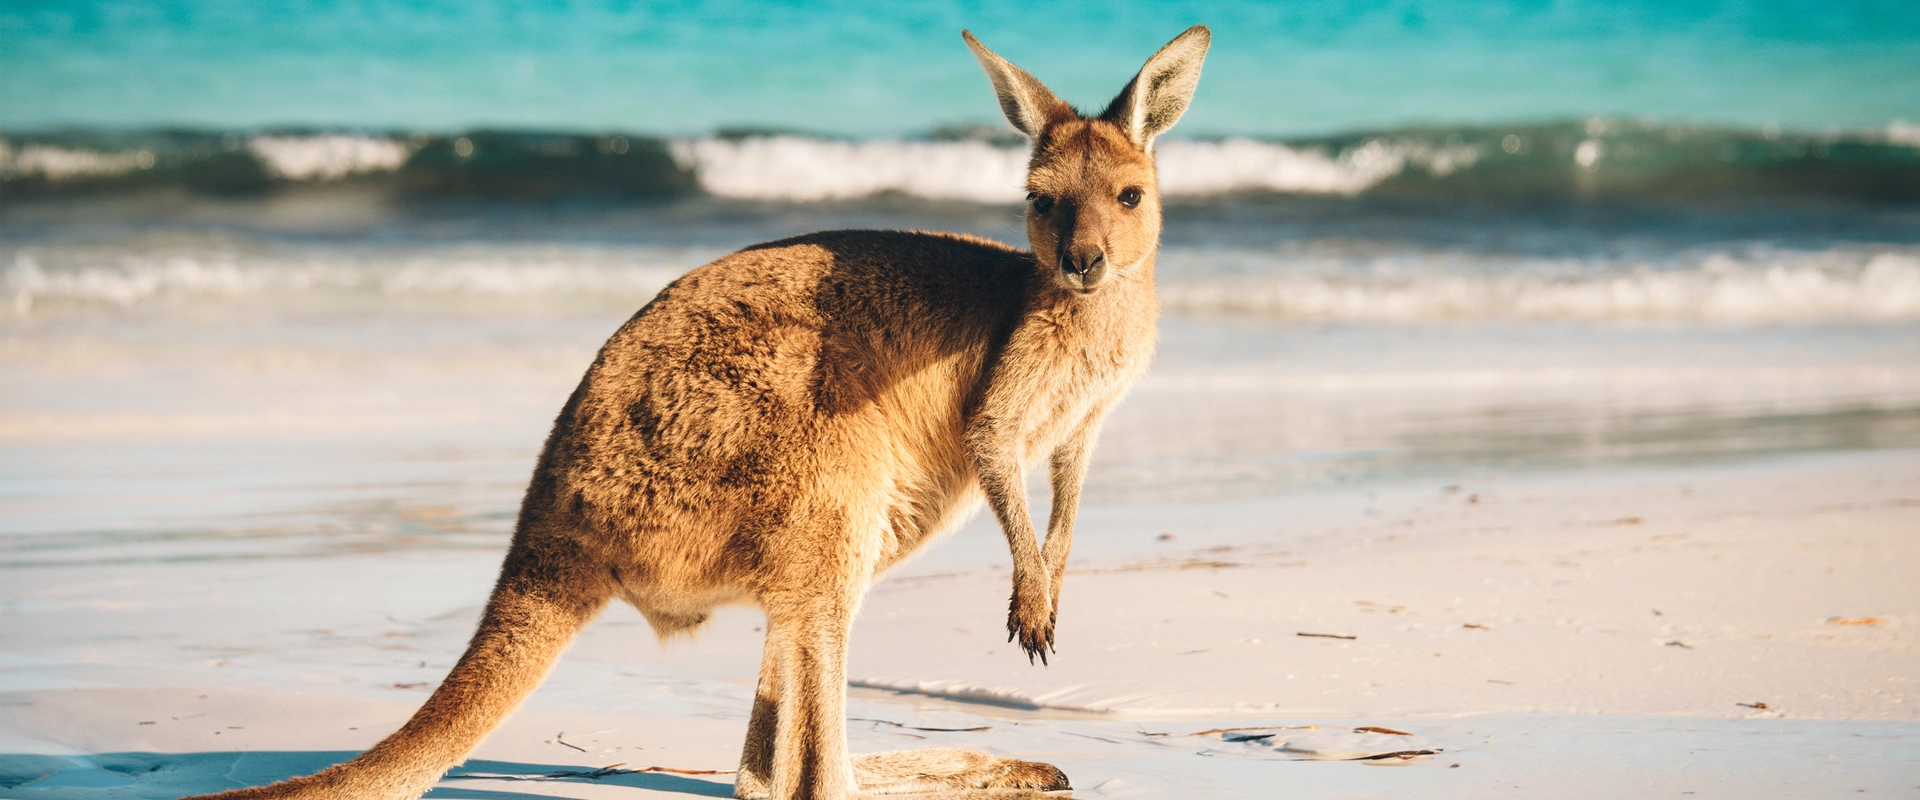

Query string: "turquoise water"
[[4, 0, 1918, 136]]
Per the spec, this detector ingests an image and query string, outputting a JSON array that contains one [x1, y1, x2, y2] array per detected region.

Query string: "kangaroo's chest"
[[1015, 325, 1154, 460]]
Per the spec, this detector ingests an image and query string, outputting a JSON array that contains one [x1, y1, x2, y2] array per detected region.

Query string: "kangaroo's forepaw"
[[1006, 575, 1056, 665], [856, 748, 1068, 795]]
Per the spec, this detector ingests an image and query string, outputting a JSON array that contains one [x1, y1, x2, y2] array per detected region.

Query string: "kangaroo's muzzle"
[[1059, 247, 1107, 291]]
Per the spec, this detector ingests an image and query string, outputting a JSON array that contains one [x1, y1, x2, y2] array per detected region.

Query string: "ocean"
[[6, 0, 1919, 134]]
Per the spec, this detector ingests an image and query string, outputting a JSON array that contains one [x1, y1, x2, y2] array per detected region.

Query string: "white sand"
[[4, 450, 1915, 798]]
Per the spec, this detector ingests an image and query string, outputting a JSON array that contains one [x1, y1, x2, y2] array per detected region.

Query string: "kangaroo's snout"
[[1059, 247, 1107, 291], [1047, 198, 1115, 292]]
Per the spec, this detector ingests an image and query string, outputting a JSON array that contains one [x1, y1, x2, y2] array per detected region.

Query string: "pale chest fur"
[[1006, 291, 1157, 463]]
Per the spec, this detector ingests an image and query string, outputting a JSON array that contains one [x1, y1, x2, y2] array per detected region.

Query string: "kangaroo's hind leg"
[[745, 597, 1069, 800], [750, 503, 1070, 799], [735, 619, 785, 799], [761, 577, 863, 800]]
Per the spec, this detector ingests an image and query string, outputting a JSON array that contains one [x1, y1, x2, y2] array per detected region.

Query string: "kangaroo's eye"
[[1118, 187, 1143, 208], [1028, 193, 1054, 214]]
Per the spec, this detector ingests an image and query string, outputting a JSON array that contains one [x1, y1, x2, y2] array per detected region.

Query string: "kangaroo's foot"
[[733, 768, 770, 800], [734, 749, 1066, 800], [854, 748, 1069, 796]]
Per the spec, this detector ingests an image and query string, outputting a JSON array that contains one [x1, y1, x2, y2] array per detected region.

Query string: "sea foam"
[[0, 140, 155, 181], [9, 241, 1917, 324], [1159, 248, 1920, 322], [2, 245, 701, 314], [669, 136, 1029, 202], [247, 134, 414, 181]]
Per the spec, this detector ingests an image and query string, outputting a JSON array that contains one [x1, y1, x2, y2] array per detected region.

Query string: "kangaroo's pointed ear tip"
[[1181, 25, 1212, 46], [962, 29, 995, 58]]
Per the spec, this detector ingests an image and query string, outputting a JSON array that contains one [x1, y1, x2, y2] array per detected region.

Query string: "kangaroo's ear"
[[1101, 25, 1210, 149], [963, 30, 1074, 139]]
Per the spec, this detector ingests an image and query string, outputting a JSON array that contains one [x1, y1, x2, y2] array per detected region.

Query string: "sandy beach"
[[4, 424, 1915, 798]]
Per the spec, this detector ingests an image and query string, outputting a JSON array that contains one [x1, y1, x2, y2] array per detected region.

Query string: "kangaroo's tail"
[[184, 533, 613, 800]]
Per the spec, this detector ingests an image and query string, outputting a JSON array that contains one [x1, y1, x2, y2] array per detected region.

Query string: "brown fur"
[[183, 25, 1208, 800]]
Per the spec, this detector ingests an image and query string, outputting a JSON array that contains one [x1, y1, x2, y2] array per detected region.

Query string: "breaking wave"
[[5, 119, 1918, 203], [668, 136, 1028, 203], [246, 133, 413, 180], [661, 135, 1484, 200]]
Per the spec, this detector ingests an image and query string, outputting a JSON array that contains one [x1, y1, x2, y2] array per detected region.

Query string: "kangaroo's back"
[[580, 228, 1033, 439]]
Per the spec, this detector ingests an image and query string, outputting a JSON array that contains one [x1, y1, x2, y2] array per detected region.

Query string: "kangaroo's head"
[[965, 26, 1209, 294]]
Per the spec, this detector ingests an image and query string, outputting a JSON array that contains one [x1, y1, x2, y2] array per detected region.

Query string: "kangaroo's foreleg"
[[1042, 415, 1102, 620], [970, 397, 1114, 665], [967, 417, 1054, 664]]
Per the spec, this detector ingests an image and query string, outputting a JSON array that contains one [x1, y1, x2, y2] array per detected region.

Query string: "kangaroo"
[[185, 25, 1208, 800]]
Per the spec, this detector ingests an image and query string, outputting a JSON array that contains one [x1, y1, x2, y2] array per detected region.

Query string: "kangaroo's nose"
[[1061, 249, 1107, 291], [1063, 250, 1102, 275]]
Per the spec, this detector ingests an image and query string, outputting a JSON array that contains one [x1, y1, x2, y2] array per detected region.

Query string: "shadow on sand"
[[0, 750, 734, 798]]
